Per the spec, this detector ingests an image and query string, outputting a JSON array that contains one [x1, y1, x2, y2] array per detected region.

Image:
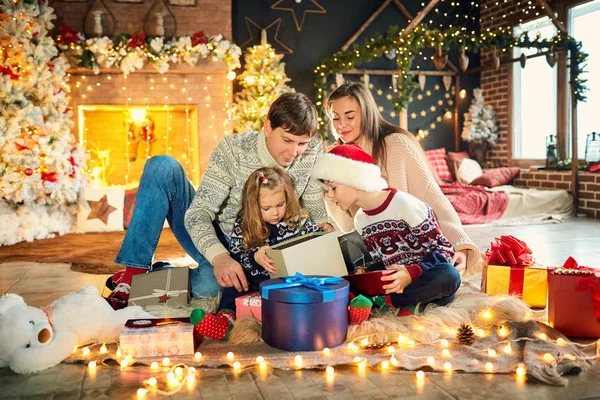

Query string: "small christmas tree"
[[461, 88, 499, 145], [0, 0, 85, 244], [231, 30, 295, 133]]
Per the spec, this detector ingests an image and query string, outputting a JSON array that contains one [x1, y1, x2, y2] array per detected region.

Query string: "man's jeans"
[[114, 155, 221, 297]]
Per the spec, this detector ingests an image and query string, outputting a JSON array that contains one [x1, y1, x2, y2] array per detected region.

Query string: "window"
[[570, 0, 600, 160], [512, 17, 557, 160]]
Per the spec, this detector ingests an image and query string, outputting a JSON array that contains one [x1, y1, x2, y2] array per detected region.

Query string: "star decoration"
[[386, 94, 393, 100], [426, 90, 432, 96], [420, 110, 427, 117], [411, 112, 417, 119], [241, 17, 293, 54], [158, 294, 170, 304], [437, 100, 444, 106], [378, 106, 384, 112], [445, 93, 451, 99], [434, 84, 440, 90], [87, 194, 117, 225], [377, 89, 383, 95], [390, 111, 397, 118], [430, 105, 436, 112], [430, 123, 437, 129], [448, 100, 454, 105], [271, 0, 326, 31], [436, 116, 443, 122], [417, 94, 423, 100], [368, 83, 374, 89]]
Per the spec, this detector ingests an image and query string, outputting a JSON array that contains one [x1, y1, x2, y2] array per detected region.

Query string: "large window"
[[570, 0, 600, 160], [512, 17, 557, 160]]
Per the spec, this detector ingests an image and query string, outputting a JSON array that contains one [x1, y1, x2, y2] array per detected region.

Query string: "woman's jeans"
[[114, 155, 221, 297], [388, 252, 462, 308]]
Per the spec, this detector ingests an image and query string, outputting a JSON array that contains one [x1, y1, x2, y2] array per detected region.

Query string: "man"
[[107, 93, 330, 309]]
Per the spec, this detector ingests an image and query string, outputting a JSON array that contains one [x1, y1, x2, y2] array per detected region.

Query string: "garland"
[[55, 25, 242, 76], [314, 25, 588, 130]]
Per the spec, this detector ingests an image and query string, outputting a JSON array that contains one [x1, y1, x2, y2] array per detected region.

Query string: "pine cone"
[[456, 323, 475, 346]]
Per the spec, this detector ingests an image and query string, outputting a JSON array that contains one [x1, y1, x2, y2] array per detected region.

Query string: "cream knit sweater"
[[326, 132, 480, 269]]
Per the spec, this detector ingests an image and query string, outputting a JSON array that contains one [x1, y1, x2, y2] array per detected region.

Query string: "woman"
[[324, 81, 480, 273]]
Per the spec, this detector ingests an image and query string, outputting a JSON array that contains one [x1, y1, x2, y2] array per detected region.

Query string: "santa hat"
[[311, 144, 387, 193]]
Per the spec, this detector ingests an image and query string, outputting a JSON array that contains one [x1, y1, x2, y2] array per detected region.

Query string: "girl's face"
[[330, 96, 362, 144], [259, 187, 287, 225], [324, 181, 358, 211]]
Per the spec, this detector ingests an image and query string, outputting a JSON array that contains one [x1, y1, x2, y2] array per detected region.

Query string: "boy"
[[311, 144, 461, 312]]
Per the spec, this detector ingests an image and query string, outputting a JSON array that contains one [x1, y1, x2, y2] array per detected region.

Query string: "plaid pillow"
[[424, 148, 453, 182], [446, 151, 470, 181], [123, 187, 138, 229], [470, 167, 520, 187]]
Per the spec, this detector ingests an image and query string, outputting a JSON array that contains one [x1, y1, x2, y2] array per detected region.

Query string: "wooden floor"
[[1, 216, 599, 399]]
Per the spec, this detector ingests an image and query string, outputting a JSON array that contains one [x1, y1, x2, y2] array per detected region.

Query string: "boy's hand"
[[451, 250, 467, 276], [381, 264, 412, 294], [255, 246, 276, 274]]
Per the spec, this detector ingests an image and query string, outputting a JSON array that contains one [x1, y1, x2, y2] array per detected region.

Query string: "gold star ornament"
[[86, 194, 117, 225]]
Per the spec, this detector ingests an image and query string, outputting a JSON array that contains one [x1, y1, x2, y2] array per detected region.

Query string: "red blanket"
[[439, 182, 509, 225]]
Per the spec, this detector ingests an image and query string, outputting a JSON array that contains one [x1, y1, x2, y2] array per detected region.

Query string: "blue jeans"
[[114, 155, 221, 297], [218, 274, 270, 313], [388, 252, 461, 308]]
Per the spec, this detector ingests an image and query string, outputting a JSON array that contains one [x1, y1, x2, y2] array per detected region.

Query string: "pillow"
[[456, 158, 484, 184], [124, 187, 138, 229], [76, 186, 125, 233], [470, 167, 520, 187], [424, 148, 453, 182], [446, 151, 470, 181]]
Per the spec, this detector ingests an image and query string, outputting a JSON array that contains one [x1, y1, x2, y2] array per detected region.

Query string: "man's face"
[[264, 120, 311, 167]]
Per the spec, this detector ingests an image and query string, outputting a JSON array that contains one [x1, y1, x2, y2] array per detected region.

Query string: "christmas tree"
[[461, 88, 499, 145], [231, 30, 295, 133], [0, 0, 85, 244]]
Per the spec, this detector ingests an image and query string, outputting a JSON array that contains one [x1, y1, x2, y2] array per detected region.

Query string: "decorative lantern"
[[546, 134, 558, 169], [585, 132, 600, 164]]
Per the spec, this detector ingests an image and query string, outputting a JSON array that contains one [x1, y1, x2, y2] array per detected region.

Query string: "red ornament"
[[25, 168, 33, 176], [41, 171, 58, 182], [191, 30, 206, 46], [127, 33, 147, 49]]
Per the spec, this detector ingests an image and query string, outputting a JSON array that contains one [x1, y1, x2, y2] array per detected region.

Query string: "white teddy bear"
[[0, 285, 150, 374]]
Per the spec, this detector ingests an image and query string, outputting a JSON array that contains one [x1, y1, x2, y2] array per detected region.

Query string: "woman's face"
[[330, 96, 361, 144]]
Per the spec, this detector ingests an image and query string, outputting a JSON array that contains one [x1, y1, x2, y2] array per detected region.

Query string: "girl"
[[324, 81, 480, 274], [190, 167, 322, 340]]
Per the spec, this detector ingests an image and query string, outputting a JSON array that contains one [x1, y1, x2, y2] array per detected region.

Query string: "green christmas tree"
[[0, 0, 85, 244], [231, 30, 295, 133]]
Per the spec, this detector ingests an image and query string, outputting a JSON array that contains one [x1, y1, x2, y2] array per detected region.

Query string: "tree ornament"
[[418, 74, 426, 91], [546, 51, 558, 68], [433, 45, 448, 71], [492, 47, 501, 70], [25, 168, 33, 176], [442, 75, 452, 92], [456, 323, 475, 345], [459, 47, 469, 72], [519, 53, 527, 68]]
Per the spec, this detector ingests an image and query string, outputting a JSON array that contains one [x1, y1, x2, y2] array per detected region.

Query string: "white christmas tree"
[[0, 0, 85, 244], [231, 30, 295, 133], [461, 88, 499, 145]]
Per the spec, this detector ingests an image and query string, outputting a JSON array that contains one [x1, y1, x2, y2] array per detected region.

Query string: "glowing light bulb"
[[498, 326, 508, 337], [256, 356, 264, 363], [167, 372, 175, 380], [398, 335, 406, 344], [381, 361, 390, 370], [326, 365, 334, 376], [100, 344, 107, 354], [137, 388, 147, 398], [482, 309, 492, 319], [116, 349, 122, 357], [187, 375, 195, 384], [556, 338, 567, 346], [477, 329, 485, 337], [443, 362, 452, 372], [227, 352, 235, 361], [120, 359, 128, 368], [440, 339, 449, 348], [295, 355, 303, 367], [387, 346, 396, 353], [390, 356, 398, 366], [485, 362, 494, 372], [259, 361, 267, 370], [516, 363, 526, 376], [148, 377, 157, 386], [151, 362, 159, 369], [194, 352, 202, 361], [188, 367, 196, 375], [358, 360, 367, 371], [459, 89, 467, 98], [82, 347, 90, 356], [416, 370, 425, 379], [488, 349, 497, 357], [175, 367, 183, 376], [323, 348, 331, 356], [427, 356, 435, 365], [361, 338, 369, 346], [442, 349, 451, 357], [162, 357, 170, 366], [503, 344, 512, 354], [233, 361, 241, 371], [538, 333, 547, 341], [407, 340, 415, 347], [88, 361, 96, 369], [543, 353, 555, 363]]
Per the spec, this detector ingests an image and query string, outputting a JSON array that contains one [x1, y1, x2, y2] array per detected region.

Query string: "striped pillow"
[[424, 148, 453, 182], [470, 167, 520, 187]]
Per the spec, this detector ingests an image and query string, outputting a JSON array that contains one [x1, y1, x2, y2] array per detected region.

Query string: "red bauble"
[[25, 168, 33, 176]]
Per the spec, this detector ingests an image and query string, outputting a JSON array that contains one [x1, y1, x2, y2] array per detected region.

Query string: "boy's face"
[[323, 181, 358, 211], [264, 119, 311, 167]]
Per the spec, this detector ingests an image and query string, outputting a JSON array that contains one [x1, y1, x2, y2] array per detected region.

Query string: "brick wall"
[[49, 1, 233, 183]]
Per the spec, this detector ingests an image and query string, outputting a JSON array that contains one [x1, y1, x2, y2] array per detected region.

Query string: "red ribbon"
[[485, 235, 534, 266], [560, 257, 600, 320], [508, 266, 525, 297]]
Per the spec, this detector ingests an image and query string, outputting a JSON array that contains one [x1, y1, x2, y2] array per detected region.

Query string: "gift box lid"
[[260, 274, 349, 304]]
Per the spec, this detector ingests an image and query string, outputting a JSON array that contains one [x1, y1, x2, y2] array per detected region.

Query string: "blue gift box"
[[260, 273, 349, 352]]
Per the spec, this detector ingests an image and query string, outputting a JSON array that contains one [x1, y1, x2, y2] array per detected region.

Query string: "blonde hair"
[[326, 81, 427, 175], [239, 167, 307, 248]]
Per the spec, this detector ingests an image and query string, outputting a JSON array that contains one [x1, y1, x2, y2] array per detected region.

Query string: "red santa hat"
[[311, 144, 388, 193]]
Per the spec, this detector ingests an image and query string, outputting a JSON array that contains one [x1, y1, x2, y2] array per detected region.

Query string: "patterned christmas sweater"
[[354, 188, 454, 282], [229, 217, 322, 278]]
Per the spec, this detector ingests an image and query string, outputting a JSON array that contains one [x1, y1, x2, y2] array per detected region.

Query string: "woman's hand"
[[451, 250, 468, 275], [255, 246, 276, 274], [381, 264, 412, 294]]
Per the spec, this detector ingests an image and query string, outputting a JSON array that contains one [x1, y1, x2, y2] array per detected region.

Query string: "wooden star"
[[158, 294, 170, 304], [86, 194, 117, 225], [241, 17, 293, 54], [272, 0, 326, 31]]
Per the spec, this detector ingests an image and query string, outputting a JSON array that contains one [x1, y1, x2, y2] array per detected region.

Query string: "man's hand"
[[381, 264, 412, 294], [212, 252, 248, 292], [451, 249, 468, 276], [319, 222, 335, 233], [255, 246, 276, 274]]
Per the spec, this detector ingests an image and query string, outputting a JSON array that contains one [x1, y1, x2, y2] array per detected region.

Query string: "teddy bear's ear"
[[0, 294, 26, 315]]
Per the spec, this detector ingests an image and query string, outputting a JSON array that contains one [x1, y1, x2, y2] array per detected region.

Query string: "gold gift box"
[[484, 264, 548, 308]]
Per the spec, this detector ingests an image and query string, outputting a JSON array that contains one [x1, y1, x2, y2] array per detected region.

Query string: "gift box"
[[548, 257, 600, 338], [481, 235, 547, 308], [343, 270, 395, 296], [119, 318, 195, 357], [260, 273, 349, 351], [235, 291, 262, 321], [266, 232, 347, 278], [129, 267, 189, 308]]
